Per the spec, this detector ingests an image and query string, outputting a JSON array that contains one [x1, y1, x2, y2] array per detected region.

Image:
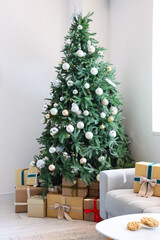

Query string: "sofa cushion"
[[143, 207, 160, 213], [105, 189, 160, 217]]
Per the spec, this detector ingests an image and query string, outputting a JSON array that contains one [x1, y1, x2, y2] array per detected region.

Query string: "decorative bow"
[[138, 177, 157, 197], [54, 202, 72, 221], [84, 199, 102, 222]]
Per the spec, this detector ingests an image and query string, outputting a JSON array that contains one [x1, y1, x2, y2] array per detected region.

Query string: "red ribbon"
[[84, 198, 102, 222]]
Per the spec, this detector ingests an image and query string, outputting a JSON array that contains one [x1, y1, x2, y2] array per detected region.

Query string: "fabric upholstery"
[[143, 206, 160, 213]]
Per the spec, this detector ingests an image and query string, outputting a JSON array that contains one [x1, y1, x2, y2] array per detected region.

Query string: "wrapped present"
[[89, 181, 99, 198], [15, 168, 29, 186], [15, 186, 43, 213], [62, 178, 88, 197], [48, 185, 62, 194], [47, 193, 83, 220], [27, 195, 46, 218], [134, 162, 160, 197], [84, 198, 101, 222], [27, 165, 39, 186]]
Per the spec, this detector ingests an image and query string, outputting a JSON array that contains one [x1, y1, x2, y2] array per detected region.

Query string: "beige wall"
[[0, 0, 109, 194]]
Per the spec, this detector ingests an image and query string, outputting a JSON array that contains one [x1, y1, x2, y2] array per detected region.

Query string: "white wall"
[[0, 0, 109, 194], [108, 0, 160, 162]]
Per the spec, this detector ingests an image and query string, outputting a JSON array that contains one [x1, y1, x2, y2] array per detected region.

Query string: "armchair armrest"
[[100, 168, 135, 219]]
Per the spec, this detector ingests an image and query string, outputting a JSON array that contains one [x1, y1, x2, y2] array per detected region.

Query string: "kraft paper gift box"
[[27, 195, 46, 218], [15, 186, 43, 213], [47, 193, 84, 220], [84, 198, 101, 222], [62, 178, 88, 197], [134, 162, 160, 197], [15, 168, 29, 186], [89, 181, 99, 198], [27, 165, 40, 186]]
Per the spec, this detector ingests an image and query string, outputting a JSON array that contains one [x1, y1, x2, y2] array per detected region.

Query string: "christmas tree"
[[34, 12, 133, 191]]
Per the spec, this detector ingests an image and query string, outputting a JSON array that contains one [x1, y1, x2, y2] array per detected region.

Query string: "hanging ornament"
[[77, 121, 84, 129], [46, 113, 51, 119], [109, 130, 117, 138], [73, 89, 78, 94], [36, 159, 45, 169], [65, 39, 71, 44], [76, 49, 84, 57], [77, 25, 83, 30], [90, 67, 98, 75], [44, 156, 49, 161], [107, 65, 112, 72], [100, 124, 105, 129], [49, 146, 56, 153], [50, 108, 58, 115], [30, 160, 35, 167], [102, 98, 109, 106], [53, 80, 61, 88], [50, 127, 59, 136], [106, 78, 116, 87], [85, 131, 93, 140], [98, 156, 105, 162], [62, 62, 70, 70], [43, 104, 48, 111], [66, 124, 74, 133], [59, 97, 64, 102], [62, 109, 69, 116], [63, 152, 68, 158], [88, 45, 95, 54], [95, 87, 103, 96], [83, 110, 89, 116], [108, 116, 114, 123], [100, 112, 106, 118], [54, 103, 59, 107], [96, 174, 100, 182], [80, 157, 87, 164], [71, 103, 79, 113], [76, 109, 82, 115], [110, 106, 118, 115], [67, 80, 73, 86], [98, 51, 103, 56], [48, 164, 56, 171], [84, 83, 90, 89], [40, 118, 46, 124]]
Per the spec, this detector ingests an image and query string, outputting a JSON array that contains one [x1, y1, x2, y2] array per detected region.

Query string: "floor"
[[0, 195, 106, 240]]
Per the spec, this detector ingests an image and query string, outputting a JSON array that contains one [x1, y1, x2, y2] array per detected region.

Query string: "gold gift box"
[[62, 178, 88, 197], [27, 195, 46, 218], [47, 193, 84, 220], [134, 162, 160, 197], [84, 198, 100, 221], [89, 181, 99, 198], [27, 165, 39, 186], [15, 168, 29, 186]]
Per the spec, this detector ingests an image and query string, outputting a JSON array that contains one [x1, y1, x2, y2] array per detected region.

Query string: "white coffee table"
[[96, 213, 160, 240]]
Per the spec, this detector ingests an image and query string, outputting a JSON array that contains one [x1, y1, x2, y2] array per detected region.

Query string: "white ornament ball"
[[63, 152, 68, 158], [76, 110, 82, 115], [62, 109, 69, 116], [49, 146, 56, 154], [77, 25, 83, 30], [107, 65, 112, 72], [50, 108, 58, 115], [77, 121, 84, 129], [95, 87, 103, 96], [84, 83, 90, 89], [53, 80, 61, 88], [90, 67, 98, 75], [60, 97, 64, 101], [66, 124, 74, 133], [76, 49, 84, 57], [96, 174, 100, 182], [43, 104, 48, 111], [98, 156, 105, 162], [62, 62, 70, 70], [65, 39, 71, 44], [48, 164, 56, 171], [83, 110, 89, 116], [30, 160, 35, 167], [71, 104, 79, 113], [80, 157, 87, 164], [50, 127, 59, 136], [110, 106, 118, 115], [41, 118, 46, 124], [46, 113, 50, 119], [36, 159, 45, 169], [102, 98, 109, 106], [88, 45, 95, 54], [44, 156, 49, 161], [100, 112, 106, 118], [85, 131, 93, 140], [98, 51, 103, 56], [67, 80, 73, 86], [54, 103, 59, 107], [73, 89, 78, 94], [109, 130, 117, 138]]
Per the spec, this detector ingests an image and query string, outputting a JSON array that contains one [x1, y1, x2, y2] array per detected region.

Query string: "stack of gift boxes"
[[15, 164, 101, 222]]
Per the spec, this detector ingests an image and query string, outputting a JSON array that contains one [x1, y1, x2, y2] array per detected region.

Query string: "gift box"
[[27, 195, 46, 218], [62, 178, 88, 197], [15, 168, 29, 186], [27, 165, 39, 186], [89, 181, 99, 198], [134, 162, 160, 197], [48, 185, 62, 194], [15, 186, 43, 213], [84, 198, 101, 222], [47, 193, 83, 220]]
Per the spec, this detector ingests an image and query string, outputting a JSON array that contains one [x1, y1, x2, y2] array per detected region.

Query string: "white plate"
[[142, 224, 159, 229]]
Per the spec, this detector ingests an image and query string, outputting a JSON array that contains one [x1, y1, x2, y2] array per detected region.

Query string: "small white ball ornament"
[[54, 103, 59, 107], [65, 39, 71, 44], [83, 110, 89, 116], [77, 25, 83, 30], [46, 113, 50, 119], [36, 159, 45, 169], [102, 98, 109, 106], [76, 110, 82, 115], [73, 89, 78, 94], [41, 118, 46, 124], [100, 112, 106, 118], [98, 51, 103, 56], [60, 97, 64, 101], [71, 104, 79, 113], [67, 80, 73, 86], [80, 157, 87, 164], [53, 80, 61, 88], [110, 106, 118, 115], [90, 67, 98, 75], [76, 49, 84, 57], [49, 146, 56, 153], [88, 45, 95, 54], [84, 83, 90, 89], [43, 104, 48, 111], [98, 156, 105, 162], [62, 109, 69, 116], [48, 164, 56, 171], [85, 131, 93, 140], [95, 87, 103, 96], [62, 62, 70, 70], [108, 116, 114, 123], [50, 127, 59, 136], [77, 121, 84, 129], [63, 152, 68, 158], [30, 160, 35, 167], [50, 108, 58, 115], [107, 65, 112, 72], [109, 130, 117, 138], [66, 125, 74, 133]]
